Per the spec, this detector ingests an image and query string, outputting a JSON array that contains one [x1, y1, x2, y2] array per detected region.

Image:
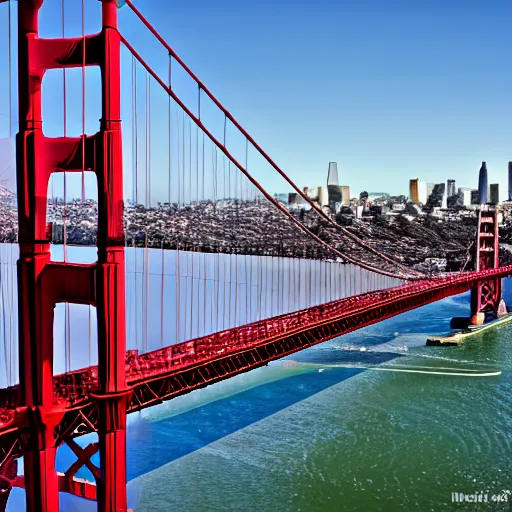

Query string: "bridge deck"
[[0, 266, 509, 464]]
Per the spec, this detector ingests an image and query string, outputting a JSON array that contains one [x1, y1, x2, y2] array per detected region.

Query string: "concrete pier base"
[[470, 312, 485, 326]]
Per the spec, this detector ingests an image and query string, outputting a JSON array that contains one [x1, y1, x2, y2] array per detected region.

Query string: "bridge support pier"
[[469, 208, 507, 326]]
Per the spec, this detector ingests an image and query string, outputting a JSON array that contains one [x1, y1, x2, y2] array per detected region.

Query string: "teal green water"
[[125, 287, 512, 512], [10, 285, 510, 511]]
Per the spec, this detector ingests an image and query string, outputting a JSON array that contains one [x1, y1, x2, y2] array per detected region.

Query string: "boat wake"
[[291, 361, 501, 378]]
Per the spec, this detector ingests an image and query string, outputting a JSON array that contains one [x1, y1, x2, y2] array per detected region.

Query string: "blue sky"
[[1, 0, 512, 200]]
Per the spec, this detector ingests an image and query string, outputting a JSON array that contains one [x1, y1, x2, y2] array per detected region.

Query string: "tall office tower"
[[441, 188, 447, 209], [317, 186, 328, 206], [409, 179, 420, 203], [419, 181, 428, 204], [490, 184, 499, 205], [447, 179, 456, 197], [427, 182, 435, 199], [327, 162, 342, 206], [410, 178, 427, 204], [428, 183, 446, 207], [340, 186, 350, 204], [478, 162, 488, 204], [327, 185, 342, 205], [327, 162, 339, 186], [471, 190, 479, 205], [458, 187, 473, 207], [508, 162, 512, 201]]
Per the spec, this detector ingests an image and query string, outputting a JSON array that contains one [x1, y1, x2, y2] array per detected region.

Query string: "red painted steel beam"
[[12, 473, 97, 501], [15, 0, 129, 510]]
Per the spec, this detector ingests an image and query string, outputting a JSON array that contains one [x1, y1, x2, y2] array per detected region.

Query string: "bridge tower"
[[16, 0, 129, 511], [470, 207, 507, 325]]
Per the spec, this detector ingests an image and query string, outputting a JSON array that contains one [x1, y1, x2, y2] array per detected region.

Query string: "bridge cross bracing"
[[0, 1, 510, 511]]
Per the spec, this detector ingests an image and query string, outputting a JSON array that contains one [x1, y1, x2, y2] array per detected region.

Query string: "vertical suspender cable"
[[213, 148, 219, 332], [61, 0, 71, 374], [331, 262, 334, 302], [221, 154, 226, 329], [132, 55, 136, 202], [189, 120, 194, 335], [144, 231, 149, 352], [81, 0, 89, 368], [298, 258, 302, 311], [148, 79, 151, 207], [145, 72, 150, 351], [163, 58, 171, 347], [195, 126, 200, 334], [62, 0, 68, 263], [270, 256, 274, 317], [183, 124, 189, 339], [210, 149, 214, 332], [0, 252, 7, 385], [233, 159, 237, 326], [323, 261, 326, 303], [320, 260, 323, 304], [340, 263, 344, 298], [134, 61, 138, 204], [287, 257, 292, 314], [88, 302, 92, 366], [160, 240, 165, 347], [134, 62, 139, 350], [329, 262, 333, 302], [202, 132, 205, 201], [145, 74, 149, 207], [81, 0, 86, 202], [277, 253, 281, 315], [202, 136, 206, 335], [258, 256, 262, 320], [244, 252, 249, 324], [175, 112, 181, 343], [6, 1, 12, 384], [168, 56, 172, 204], [8, 245, 13, 383], [182, 110, 185, 207], [227, 159, 232, 326], [190, 242, 195, 339], [244, 143, 249, 323]]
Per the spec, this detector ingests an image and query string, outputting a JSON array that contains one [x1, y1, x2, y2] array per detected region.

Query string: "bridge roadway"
[[0, 266, 510, 467]]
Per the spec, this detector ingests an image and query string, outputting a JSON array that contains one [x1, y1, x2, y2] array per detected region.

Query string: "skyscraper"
[[409, 179, 419, 203], [458, 187, 473, 207], [427, 183, 446, 208], [409, 178, 427, 204], [327, 162, 342, 206], [447, 179, 456, 197], [478, 162, 488, 204], [340, 186, 350, 204], [327, 162, 339, 186], [490, 184, 499, 205], [317, 186, 328, 206]]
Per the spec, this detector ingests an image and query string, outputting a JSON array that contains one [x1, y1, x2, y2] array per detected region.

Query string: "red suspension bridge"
[[0, 0, 510, 511]]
